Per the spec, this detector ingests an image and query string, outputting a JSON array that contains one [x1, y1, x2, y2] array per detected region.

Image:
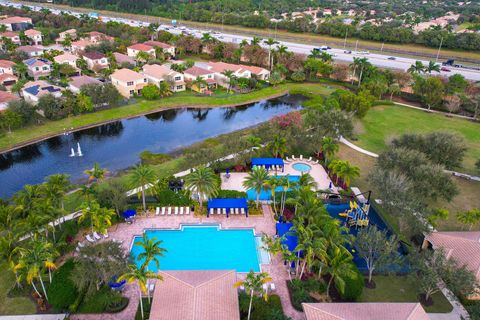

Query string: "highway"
[[2, 0, 480, 81]]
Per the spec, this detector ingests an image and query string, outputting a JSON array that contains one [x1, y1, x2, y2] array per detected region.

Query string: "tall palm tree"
[[250, 36, 261, 46], [263, 176, 280, 215], [129, 164, 157, 212], [267, 135, 286, 159], [13, 184, 41, 218], [338, 161, 360, 187], [234, 271, 272, 320], [221, 70, 235, 93], [308, 49, 321, 59], [80, 184, 96, 204], [243, 167, 269, 208], [14, 62, 28, 80], [92, 206, 114, 236], [298, 173, 317, 190], [184, 166, 219, 210], [135, 233, 167, 272], [320, 51, 332, 62], [118, 264, 163, 320], [78, 200, 99, 235], [192, 76, 208, 92], [245, 135, 262, 156], [264, 38, 278, 70], [426, 61, 440, 74], [321, 137, 339, 164], [136, 51, 151, 64], [325, 246, 355, 298], [201, 32, 213, 44], [159, 81, 172, 97], [408, 61, 425, 75], [44, 174, 70, 212], [84, 162, 108, 182]]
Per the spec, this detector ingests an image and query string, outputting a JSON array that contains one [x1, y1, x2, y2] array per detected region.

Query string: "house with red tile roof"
[[86, 31, 114, 44], [150, 270, 240, 320], [184, 66, 216, 93], [68, 75, 102, 93], [81, 51, 109, 71], [110, 68, 147, 98], [112, 52, 137, 67], [16, 45, 44, 58], [144, 40, 175, 57], [54, 52, 79, 69], [0, 90, 19, 111], [142, 64, 185, 92], [0, 31, 21, 45], [127, 43, 156, 59], [303, 302, 429, 320], [21, 80, 62, 105], [0, 16, 32, 31], [71, 39, 93, 54], [56, 29, 77, 44], [0, 60, 16, 75], [24, 29, 42, 46], [24, 57, 52, 79], [241, 64, 270, 81], [0, 73, 18, 88]]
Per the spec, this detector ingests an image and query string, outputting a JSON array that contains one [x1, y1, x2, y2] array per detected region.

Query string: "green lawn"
[[0, 263, 36, 315], [355, 104, 480, 174], [0, 83, 334, 152], [359, 276, 453, 313]]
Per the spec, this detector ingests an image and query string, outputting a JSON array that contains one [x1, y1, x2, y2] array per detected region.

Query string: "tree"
[[465, 83, 480, 120], [129, 164, 157, 212], [446, 74, 468, 94], [321, 137, 339, 164], [78, 200, 113, 235], [413, 76, 445, 111], [75, 93, 94, 113], [184, 166, 219, 211], [0, 110, 22, 133], [14, 62, 28, 80], [457, 209, 480, 230], [96, 180, 128, 216], [222, 70, 235, 93], [264, 38, 278, 70], [135, 233, 167, 272], [136, 51, 151, 64], [428, 208, 449, 228], [158, 81, 172, 98], [192, 76, 208, 92], [234, 271, 272, 320], [267, 135, 286, 158], [84, 162, 108, 182], [243, 166, 269, 208], [290, 70, 306, 82], [325, 246, 355, 298], [444, 95, 461, 114], [329, 160, 360, 187], [38, 94, 68, 120], [354, 226, 400, 284], [141, 84, 160, 100], [425, 61, 440, 74], [408, 61, 425, 74], [269, 71, 282, 87]]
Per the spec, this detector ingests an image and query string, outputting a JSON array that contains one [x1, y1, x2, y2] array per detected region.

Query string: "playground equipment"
[[340, 201, 370, 228]]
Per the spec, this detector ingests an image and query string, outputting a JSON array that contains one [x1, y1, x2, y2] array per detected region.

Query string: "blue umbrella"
[[226, 168, 230, 174], [329, 182, 333, 189], [122, 209, 136, 218]]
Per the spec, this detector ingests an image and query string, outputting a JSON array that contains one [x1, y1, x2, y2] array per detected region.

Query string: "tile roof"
[[207, 61, 244, 74], [144, 40, 173, 49], [82, 51, 105, 60], [112, 52, 136, 65], [142, 64, 174, 79], [0, 60, 15, 68], [0, 90, 19, 104], [54, 53, 78, 64], [0, 16, 32, 24], [1, 31, 18, 38], [128, 43, 154, 52], [23, 80, 61, 97], [69, 75, 101, 89], [150, 270, 240, 320], [24, 57, 51, 66], [0, 73, 18, 82], [185, 66, 213, 77], [303, 303, 430, 320], [111, 68, 145, 82], [425, 231, 480, 281], [16, 45, 42, 53], [71, 39, 93, 48], [241, 64, 269, 75], [24, 29, 42, 36]]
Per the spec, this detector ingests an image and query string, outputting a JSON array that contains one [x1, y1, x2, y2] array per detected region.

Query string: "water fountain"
[[77, 143, 83, 157], [69, 148, 75, 157]]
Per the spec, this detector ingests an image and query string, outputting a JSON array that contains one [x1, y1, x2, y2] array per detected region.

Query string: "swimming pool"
[[246, 175, 300, 200], [130, 225, 262, 272], [292, 162, 312, 173]]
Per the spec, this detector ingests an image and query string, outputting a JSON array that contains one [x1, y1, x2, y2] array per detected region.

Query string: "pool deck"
[[221, 159, 335, 192], [72, 204, 305, 320]]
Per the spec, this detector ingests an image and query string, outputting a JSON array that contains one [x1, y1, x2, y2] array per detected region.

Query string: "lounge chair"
[[161, 207, 166, 215], [209, 208, 214, 216], [222, 208, 227, 215], [185, 207, 190, 215], [103, 233, 109, 238], [307, 157, 312, 162], [300, 155, 303, 160], [179, 207, 184, 215], [155, 207, 160, 215], [78, 241, 85, 248], [174, 207, 179, 215], [167, 207, 172, 215], [93, 232, 102, 240], [241, 208, 245, 215], [231, 208, 235, 215], [270, 283, 276, 291], [292, 155, 296, 160], [86, 234, 96, 243], [314, 159, 319, 164], [286, 157, 291, 161]]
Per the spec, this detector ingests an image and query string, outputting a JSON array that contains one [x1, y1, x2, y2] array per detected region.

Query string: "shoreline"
[[0, 91, 289, 155]]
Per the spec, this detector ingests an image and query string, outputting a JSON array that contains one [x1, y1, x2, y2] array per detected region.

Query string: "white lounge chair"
[[307, 157, 312, 162], [93, 232, 102, 240], [179, 207, 184, 215], [86, 234, 96, 243], [300, 155, 303, 160], [270, 283, 276, 291], [222, 208, 227, 215], [209, 208, 214, 215], [161, 207, 166, 215], [262, 283, 268, 292], [292, 155, 296, 160], [174, 207, 179, 215], [286, 157, 291, 161], [185, 207, 190, 215], [230, 208, 235, 215], [78, 241, 85, 248], [241, 208, 245, 215], [155, 207, 160, 215], [314, 159, 319, 164], [167, 207, 172, 215], [103, 233, 109, 238]]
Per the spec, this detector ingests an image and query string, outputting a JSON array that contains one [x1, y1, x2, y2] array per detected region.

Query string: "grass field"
[[359, 276, 453, 313], [0, 263, 36, 315], [354, 104, 480, 174], [0, 83, 334, 152]]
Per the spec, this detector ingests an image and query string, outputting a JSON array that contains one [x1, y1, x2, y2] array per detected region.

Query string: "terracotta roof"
[[0, 73, 18, 82], [112, 52, 136, 65], [303, 303, 430, 320], [144, 40, 173, 49], [16, 45, 42, 53], [0, 60, 15, 68], [23, 80, 62, 97], [72, 39, 93, 48], [0, 90, 19, 104], [24, 29, 41, 36], [82, 51, 105, 60], [0, 16, 32, 24], [142, 64, 174, 79], [241, 64, 269, 75], [69, 75, 101, 89], [185, 66, 213, 77], [1, 31, 18, 38], [150, 270, 240, 320], [425, 231, 480, 281], [54, 53, 78, 64], [207, 61, 244, 74], [128, 43, 154, 52], [111, 68, 145, 82]]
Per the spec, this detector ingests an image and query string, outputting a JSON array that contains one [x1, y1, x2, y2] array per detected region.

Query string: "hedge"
[[47, 258, 78, 311], [337, 263, 364, 301], [217, 189, 247, 198], [238, 292, 288, 320], [287, 278, 325, 311]]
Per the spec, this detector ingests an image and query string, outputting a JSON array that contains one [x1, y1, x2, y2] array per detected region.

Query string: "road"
[[2, 0, 480, 81]]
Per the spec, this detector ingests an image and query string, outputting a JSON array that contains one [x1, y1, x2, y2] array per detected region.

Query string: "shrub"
[[77, 286, 123, 313], [154, 186, 193, 206], [106, 297, 129, 313], [337, 263, 364, 301], [287, 279, 320, 311], [217, 189, 247, 198], [48, 259, 78, 311], [139, 151, 172, 165], [238, 292, 287, 320]]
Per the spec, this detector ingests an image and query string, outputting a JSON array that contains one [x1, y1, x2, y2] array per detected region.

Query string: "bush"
[[154, 187, 193, 207], [139, 151, 172, 165], [106, 297, 129, 313], [337, 263, 364, 301], [287, 278, 324, 311], [238, 292, 287, 320], [48, 259, 78, 311], [77, 286, 123, 313], [217, 189, 247, 198]]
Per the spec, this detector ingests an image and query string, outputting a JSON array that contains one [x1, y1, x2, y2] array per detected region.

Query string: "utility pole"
[[274, 21, 278, 40], [435, 36, 443, 63], [380, 42, 384, 52], [354, 39, 358, 52], [343, 30, 348, 49]]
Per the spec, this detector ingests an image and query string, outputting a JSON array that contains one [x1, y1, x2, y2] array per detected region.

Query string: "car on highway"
[[441, 67, 451, 72], [344, 50, 352, 54], [387, 57, 396, 60]]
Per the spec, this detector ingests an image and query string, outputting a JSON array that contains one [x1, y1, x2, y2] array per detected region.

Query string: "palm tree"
[[426, 61, 440, 74], [234, 271, 272, 320], [135, 233, 167, 272], [80, 184, 96, 204], [298, 173, 317, 189], [221, 70, 235, 93], [457, 209, 480, 230], [78, 200, 99, 235], [264, 176, 280, 215], [321, 137, 339, 164], [129, 164, 157, 212], [92, 206, 114, 236], [118, 264, 162, 320], [243, 167, 269, 208], [408, 61, 425, 75], [192, 76, 208, 92], [201, 32, 213, 44], [388, 83, 401, 100], [159, 81, 172, 97], [320, 51, 332, 62], [184, 166, 219, 211], [325, 246, 355, 298], [308, 49, 321, 59], [136, 51, 151, 64], [84, 162, 108, 182], [267, 135, 286, 159], [264, 38, 278, 70], [338, 161, 360, 187], [14, 62, 28, 80], [250, 36, 261, 46], [245, 135, 262, 156], [356, 57, 370, 87], [44, 174, 70, 212]]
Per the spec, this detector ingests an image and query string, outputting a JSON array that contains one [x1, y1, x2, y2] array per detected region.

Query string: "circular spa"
[[292, 162, 312, 173]]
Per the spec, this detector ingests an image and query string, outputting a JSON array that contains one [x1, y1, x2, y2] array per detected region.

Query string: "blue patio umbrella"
[[329, 182, 333, 189], [122, 209, 136, 218]]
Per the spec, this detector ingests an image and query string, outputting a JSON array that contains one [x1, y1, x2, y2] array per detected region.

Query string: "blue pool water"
[[292, 162, 312, 173], [246, 175, 300, 200], [130, 225, 261, 272]]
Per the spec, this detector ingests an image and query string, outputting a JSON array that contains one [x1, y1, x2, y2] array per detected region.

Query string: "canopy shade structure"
[[122, 209, 136, 218], [251, 158, 284, 172], [276, 223, 298, 252], [207, 198, 248, 218]]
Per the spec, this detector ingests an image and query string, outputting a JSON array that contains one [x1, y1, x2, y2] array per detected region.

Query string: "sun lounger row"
[[155, 206, 191, 216], [254, 165, 283, 171], [85, 231, 108, 243], [285, 155, 319, 164], [209, 208, 246, 215]]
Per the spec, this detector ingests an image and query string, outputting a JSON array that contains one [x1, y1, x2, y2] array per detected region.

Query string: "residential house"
[[0, 73, 18, 89], [56, 29, 77, 44], [183, 66, 216, 93], [112, 52, 136, 67], [24, 29, 42, 46], [143, 40, 175, 57], [142, 64, 185, 92], [86, 31, 114, 44], [241, 65, 270, 81], [110, 68, 147, 98], [71, 39, 93, 54], [16, 45, 43, 58], [68, 75, 102, 93], [127, 43, 156, 60], [22, 80, 62, 105], [149, 270, 240, 320], [24, 57, 52, 79], [303, 303, 429, 320], [0, 60, 15, 75], [81, 52, 109, 71], [0, 16, 32, 31], [204, 62, 251, 88], [0, 90, 19, 111], [54, 52, 79, 68], [0, 31, 21, 45]]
